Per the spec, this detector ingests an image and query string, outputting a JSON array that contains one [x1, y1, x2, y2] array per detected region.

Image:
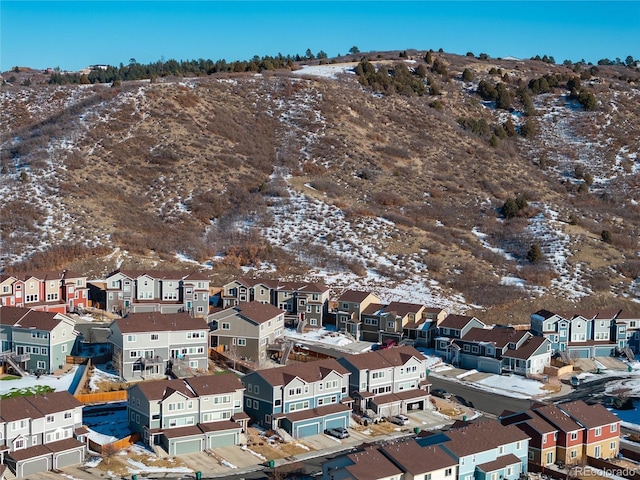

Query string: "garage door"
[[296, 423, 320, 438], [478, 358, 501, 374], [325, 417, 346, 430], [55, 449, 83, 468], [20, 456, 49, 477], [208, 432, 237, 448], [173, 438, 202, 455], [408, 400, 424, 411]]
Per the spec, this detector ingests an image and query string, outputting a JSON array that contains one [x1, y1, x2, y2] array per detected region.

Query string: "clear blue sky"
[[1, 1, 639, 72]]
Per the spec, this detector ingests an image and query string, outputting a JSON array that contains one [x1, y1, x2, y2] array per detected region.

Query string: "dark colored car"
[[324, 427, 350, 439], [432, 388, 452, 399]]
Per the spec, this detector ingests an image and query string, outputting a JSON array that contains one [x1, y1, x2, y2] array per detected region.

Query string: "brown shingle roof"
[[477, 453, 522, 473], [380, 441, 456, 475], [532, 404, 582, 432], [442, 420, 529, 457], [24, 391, 82, 415], [460, 327, 528, 348], [113, 312, 208, 333], [337, 290, 376, 303], [502, 336, 548, 360], [7, 444, 51, 461], [0, 396, 44, 422], [343, 445, 404, 480], [0, 306, 32, 326], [185, 373, 244, 396], [198, 420, 242, 433], [340, 346, 423, 371], [280, 403, 350, 423], [42, 437, 85, 454], [133, 378, 196, 401], [439, 314, 481, 330], [361, 303, 386, 315], [233, 301, 286, 324], [11, 310, 72, 331], [559, 401, 620, 429], [162, 425, 203, 439], [255, 358, 349, 387]]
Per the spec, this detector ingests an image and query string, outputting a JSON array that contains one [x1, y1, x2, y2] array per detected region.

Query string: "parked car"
[[375, 339, 398, 350], [432, 388, 452, 399], [324, 427, 350, 439], [388, 414, 410, 426]]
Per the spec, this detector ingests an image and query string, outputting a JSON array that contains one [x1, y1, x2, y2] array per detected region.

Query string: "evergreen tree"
[[462, 68, 474, 82], [527, 244, 543, 263]]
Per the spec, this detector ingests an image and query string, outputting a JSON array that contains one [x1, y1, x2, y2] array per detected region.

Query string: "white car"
[[388, 414, 410, 426]]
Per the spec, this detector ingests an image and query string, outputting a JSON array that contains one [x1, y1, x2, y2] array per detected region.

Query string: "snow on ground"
[[292, 63, 357, 79], [127, 458, 193, 475], [0, 367, 77, 395], [474, 374, 549, 399], [283, 327, 353, 347], [89, 364, 121, 392]]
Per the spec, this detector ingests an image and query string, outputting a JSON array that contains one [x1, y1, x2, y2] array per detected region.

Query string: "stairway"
[[296, 319, 307, 334], [622, 347, 635, 362], [280, 341, 293, 365], [4, 354, 29, 376]]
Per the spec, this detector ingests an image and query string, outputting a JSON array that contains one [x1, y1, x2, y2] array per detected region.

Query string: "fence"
[[586, 455, 640, 480], [89, 433, 141, 454], [75, 390, 128, 404]]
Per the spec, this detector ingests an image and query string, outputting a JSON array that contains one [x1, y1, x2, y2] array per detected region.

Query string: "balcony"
[[139, 355, 164, 367]]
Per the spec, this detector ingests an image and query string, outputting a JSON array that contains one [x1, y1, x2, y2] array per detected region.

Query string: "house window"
[[222, 323, 230, 330], [197, 306, 204, 313], [14, 438, 25, 450], [342, 303, 349, 309], [151, 334, 159, 341], [37, 361, 46, 369], [463, 344, 470, 352], [254, 386, 259, 395], [47, 415, 55, 423], [471, 345, 479, 354], [189, 361, 198, 368], [595, 427, 601, 436], [237, 338, 247, 346], [310, 318, 317, 326], [610, 424, 617, 432], [516, 441, 522, 449], [610, 441, 616, 450], [387, 321, 395, 329], [570, 450, 577, 459], [253, 400, 258, 409], [246, 398, 251, 407], [127, 335, 137, 342], [507, 467, 513, 476], [570, 432, 578, 440], [445, 468, 452, 477]]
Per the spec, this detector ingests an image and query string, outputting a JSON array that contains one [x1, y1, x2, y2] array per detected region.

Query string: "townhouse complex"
[[0, 391, 86, 478]]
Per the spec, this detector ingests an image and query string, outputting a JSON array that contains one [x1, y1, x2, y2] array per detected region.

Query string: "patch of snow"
[[292, 63, 357, 79]]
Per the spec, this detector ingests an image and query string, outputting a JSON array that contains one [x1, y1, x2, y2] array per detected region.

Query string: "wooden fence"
[[75, 390, 128, 404], [89, 433, 141, 454], [586, 455, 640, 480]]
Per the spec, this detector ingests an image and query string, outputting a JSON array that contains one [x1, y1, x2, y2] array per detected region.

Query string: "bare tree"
[[227, 343, 241, 371], [101, 442, 119, 465]]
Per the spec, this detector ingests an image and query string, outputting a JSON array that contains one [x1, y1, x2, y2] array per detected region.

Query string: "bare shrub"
[[309, 177, 340, 197], [371, 192, 406, 207]]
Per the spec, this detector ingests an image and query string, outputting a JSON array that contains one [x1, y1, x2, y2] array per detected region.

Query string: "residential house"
[[127, 373, 246, 455], [435, 315, 486, 364], [322, 444, 404, 480], [530, 404, 585, 464], [418, 419, 530, 480], [408, 307, 449, 347], [610, 310, 640, 354], [105, 270, 210, 317], [450, 326, 551, 375], [241, 358, 352, 438], [336, 290, 381, 340], [108, 312, 209, 382], [379, 439, 458, 480], [0, 391, 85, 478], [503, 400, 620, 466], [0, 306, 78, 375], [530, 309, 628, 359], [221, 278, 331, 328], [208, 301, 285, 363], [0, 270, 88, 314], [359, 301, 430, 344], [500, 410, 559, 467], [338, 346, 431, 417]]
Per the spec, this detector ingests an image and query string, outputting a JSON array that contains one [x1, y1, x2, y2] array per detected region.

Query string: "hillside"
[[1, 51, 639, 321]]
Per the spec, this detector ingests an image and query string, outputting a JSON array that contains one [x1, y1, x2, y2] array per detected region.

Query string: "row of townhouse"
[[435, 315, 552, 376], [0, 270, 88, 314], [105, 269, 210, 318], [221, 278, 331, 327], [335, 290, 448, 344], [0, 307, 78, 375], [530, 308, 640, 358], [323, 419, 530, 480], [127, 373, 248, 456], [500, 400, 621, 466], [0, 391, 86, 478], [242, 346, 431, 438]]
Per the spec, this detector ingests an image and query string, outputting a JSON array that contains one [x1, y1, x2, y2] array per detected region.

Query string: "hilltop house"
[[338, 346, 431, 416], [221, 278, 331, 328], [241, 358, 352, 438], [359, 301, 434, 344], [105, 270, 210, 317], [127, 373, 246, 455], [108, 312, 209, 381], [0, 306, 78, 375], [0, 270, 88, 314], [0, 391, 86, 478], [530, 309, 628, 359]]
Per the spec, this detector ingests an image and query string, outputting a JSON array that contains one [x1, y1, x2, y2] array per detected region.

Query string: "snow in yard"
[[89, 363, 121, 392], [474, 374, 549, 399], [127, 457, 193, 475], [83, 403, 130, 444], [283, 327, 354, 347], [0, 366, 77, 395]]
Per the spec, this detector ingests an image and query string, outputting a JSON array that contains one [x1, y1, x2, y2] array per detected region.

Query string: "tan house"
[[336, 290, 381, 340]]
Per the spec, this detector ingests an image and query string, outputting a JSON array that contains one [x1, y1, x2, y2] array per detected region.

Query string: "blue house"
[[241, 358, 352, 438]]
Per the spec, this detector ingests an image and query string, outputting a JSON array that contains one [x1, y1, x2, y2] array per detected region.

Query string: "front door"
[[17, 346, 24, 355], [594, 445, 601, 458]]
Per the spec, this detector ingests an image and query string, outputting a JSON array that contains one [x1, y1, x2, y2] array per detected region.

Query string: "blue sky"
[[1, 1, 639, 72]]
